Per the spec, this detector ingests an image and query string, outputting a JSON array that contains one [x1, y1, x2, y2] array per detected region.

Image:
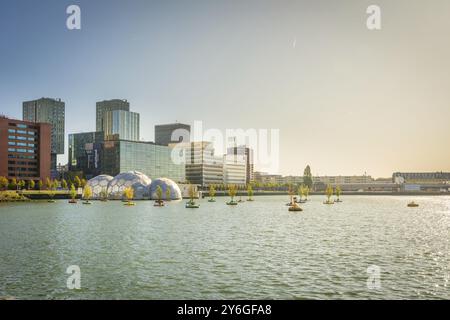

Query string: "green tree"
[[0, 176, 8, 190], [303, 165, 313, 189], [61, 179, 68, 189], [8, 178, 17, 190], [18, 180, 26, 190], [335, 185, 342, 201], [124, 187, 134, 202], [28, 180, 35, 190], [74, 176, 81, 189], [228, 184, 237, 202], [69, 184, 77, 200], [247, 184, 254, 200], [45, 178, 52, 190], [209, 185, 216, 200], [156, 185, 163, 202], [83, 185, 93, 201], [81, 178, 87, 188], [38, 180, 43, 191], [165, 187, 171, 200], [325, 185, 333, 203]]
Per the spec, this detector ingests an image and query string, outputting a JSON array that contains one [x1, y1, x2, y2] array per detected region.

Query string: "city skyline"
[[1, 0, 450, 177]]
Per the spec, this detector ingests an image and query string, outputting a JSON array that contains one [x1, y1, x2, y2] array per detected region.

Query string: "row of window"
[[8, 148, 35, 154], [8, 129, 37, 135], [8, 142, 36, 147], [8, 167, 37, 172], [8, 160, 38, 166], [8, 135, 35, 141], [7, 172, 38, 178], [8, 154, 37, 160]]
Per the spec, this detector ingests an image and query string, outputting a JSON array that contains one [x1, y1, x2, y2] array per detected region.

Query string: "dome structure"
[[107, 171, 152, 200], [86, 175, 114, 199], [149, 178, 182, 200]]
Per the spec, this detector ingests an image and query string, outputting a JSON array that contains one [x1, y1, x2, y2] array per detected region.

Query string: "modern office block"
[[68, 131, 104, 178], [0, 116, 51, 181], [223, 154, 247, 186], [103, 110, 140, 141], [155, 123, 190, 146], [96, 99, 130, 132], [101, 137, 185, 182], [22, 97, 65, 170], [227, 145, 254, 184]]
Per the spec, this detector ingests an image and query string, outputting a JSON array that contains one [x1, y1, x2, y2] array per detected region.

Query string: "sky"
[[1, 0, 449, 178]]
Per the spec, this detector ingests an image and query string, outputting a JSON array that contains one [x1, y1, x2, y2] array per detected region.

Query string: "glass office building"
[[68, 131, 104, 178], [103, 110, 140, 141], [22, 97, 65, 170], [96, 99, 130, 132], [102, 138, 185, 183]]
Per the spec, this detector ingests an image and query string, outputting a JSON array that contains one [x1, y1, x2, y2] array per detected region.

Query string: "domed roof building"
[[107, 171, 152, 200], [87, 175, 114, 199], [149, 178, 182, 200]]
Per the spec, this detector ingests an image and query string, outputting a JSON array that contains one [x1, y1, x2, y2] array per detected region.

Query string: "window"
[[28, 143, 35, 147], [17, 124, 27, 129], [8, 142, 16, 146], [8, 129, 15, 133], [8, 148, 15, 152], [17, 130, 27, 134], [17, 142, 27, 147], [17, 136, 27, 141], [8, 135, 16, 139]]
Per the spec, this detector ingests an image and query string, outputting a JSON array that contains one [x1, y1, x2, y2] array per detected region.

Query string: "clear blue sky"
[[1, 0, 450, 177]]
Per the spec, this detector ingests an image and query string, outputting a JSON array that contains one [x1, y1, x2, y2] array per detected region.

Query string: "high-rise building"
[[101, 136, 185, 182], [155, 123, 190, 146], [103, 109, 140, 141], [68, 131, 104, 178], [227, 145, 254, 184], [177, 141, 223, 187], [22, 98, 65, 170], [223, 154, 247, 186], [96, 99, 130, 132], [0, 116, 51, 181]]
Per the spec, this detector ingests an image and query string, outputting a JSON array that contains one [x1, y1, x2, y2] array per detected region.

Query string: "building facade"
[[223, 154, 247, 186], [0, 116, 51, 181], [227, 145, 254, 184], [68, 131, 104, 178], [96, 99, 130, 132], [22, 98, 65, 170], [101, 137, 185, 182], [178, 142, 224, 187], [103, 110, 140, 141], [155, 123, 191, 146], [392, 172, 450, 184]]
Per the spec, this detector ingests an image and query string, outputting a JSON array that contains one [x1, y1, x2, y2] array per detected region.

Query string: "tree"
[[81, 179, 87, 188], [18, 180, 26, 190], [48, 180, 57, 200], [100, 188, 108, 201], [61, 179, 68, 189], [325, 185, 333, 203], [38, 180, 43, 191], [247, 184, 254, 201], [298, 184, 306, 201], [209, 185, 216, 200], [28, 180, 35, 190], [165, 187, 171, 201], [8, 178, 17, 190], [303, 165, 313, 189], [83, 185, 92, 201], [69, 184, 77, 201], [45, 178, 52, 190], [0, 176, 8, 191], [74, 176, 81, 189], [228, 184, 237, 202], [123, 187, 134, 202], [156, 185, 163, 202], [335, 185, 342, 201], [188, 184, 196, 203]]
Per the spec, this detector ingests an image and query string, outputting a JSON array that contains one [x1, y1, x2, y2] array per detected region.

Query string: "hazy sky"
[[1, 0, 449, 177]]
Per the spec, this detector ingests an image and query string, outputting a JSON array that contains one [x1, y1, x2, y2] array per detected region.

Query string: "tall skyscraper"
[[0, 116, 51, 182], [155, 123, 190, 146], [96, 99, 130, 132], [103, 110, 140, 141], [96, 99, 139, 141], [68, 131, 104, 178], [23, 98, 65, 171]]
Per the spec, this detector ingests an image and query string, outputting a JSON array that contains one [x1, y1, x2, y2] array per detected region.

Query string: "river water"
[[0, 195, 449, 299]]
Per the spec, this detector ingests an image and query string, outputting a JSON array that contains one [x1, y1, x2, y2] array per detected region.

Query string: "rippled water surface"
[[1, 195, 449, 299]]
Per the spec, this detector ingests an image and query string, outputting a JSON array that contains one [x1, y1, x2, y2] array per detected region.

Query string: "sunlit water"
[[0, 195, 449, 300]]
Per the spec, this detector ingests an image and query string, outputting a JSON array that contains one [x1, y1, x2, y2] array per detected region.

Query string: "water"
[[0, 195, 449, 300]]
